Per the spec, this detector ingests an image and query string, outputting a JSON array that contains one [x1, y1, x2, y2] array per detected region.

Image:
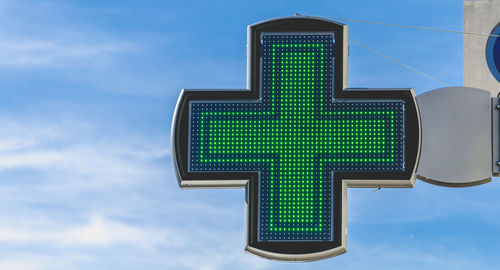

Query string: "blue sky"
[[0, 0, 499, 269]]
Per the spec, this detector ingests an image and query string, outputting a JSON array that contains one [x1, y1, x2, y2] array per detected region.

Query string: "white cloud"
[[0, 0, 242, 98], [0, 215, 167, 247], [0, 39, 136, 68], [0, 115, 169, 190], [0, 117, 68, 152], [0, 252, 94, 270], [0, 257, 63, 270], [0, 137, 37, 152], [0, 145, 165, 183], [0, 0, 141, 69], [66, 215, 168, 247], [0, 151, 64, 169]]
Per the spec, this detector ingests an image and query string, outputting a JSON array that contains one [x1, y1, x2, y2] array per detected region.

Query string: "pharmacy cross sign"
[[172, 16, 421, 261]]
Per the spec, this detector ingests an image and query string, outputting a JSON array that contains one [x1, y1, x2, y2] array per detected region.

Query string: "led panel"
[[188, 33, 405, 242]]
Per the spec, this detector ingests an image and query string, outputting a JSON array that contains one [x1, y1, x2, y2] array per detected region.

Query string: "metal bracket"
[[493, 97, 500, 175]]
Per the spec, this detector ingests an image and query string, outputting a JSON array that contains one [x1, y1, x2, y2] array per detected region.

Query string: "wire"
[[312, 16, 457, 86], [329, 17, 500, 37], [349, 38, 449, 87]]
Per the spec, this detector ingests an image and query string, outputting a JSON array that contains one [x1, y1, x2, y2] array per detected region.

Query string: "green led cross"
[[173, 17, 421, 261], [195, 42, 399, 239]]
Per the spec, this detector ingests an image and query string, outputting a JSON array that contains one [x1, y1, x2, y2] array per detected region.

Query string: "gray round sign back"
[[416, 86, 492, 187]]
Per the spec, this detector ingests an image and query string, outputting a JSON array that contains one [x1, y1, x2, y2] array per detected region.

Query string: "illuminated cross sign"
[[172, 16, 420, 261]]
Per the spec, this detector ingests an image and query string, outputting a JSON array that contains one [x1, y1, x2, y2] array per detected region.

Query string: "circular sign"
[[486, 23, 500, 82]]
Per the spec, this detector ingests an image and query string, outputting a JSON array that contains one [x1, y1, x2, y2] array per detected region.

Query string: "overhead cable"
[[349, 38, 450, 87], [329, 16, 500, 37]]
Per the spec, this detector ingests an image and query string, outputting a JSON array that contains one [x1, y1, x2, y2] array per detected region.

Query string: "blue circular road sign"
[[486, 23, 500, 82]]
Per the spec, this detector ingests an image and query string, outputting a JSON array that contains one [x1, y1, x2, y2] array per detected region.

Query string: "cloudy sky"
[[1, 0, 499, 269]]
